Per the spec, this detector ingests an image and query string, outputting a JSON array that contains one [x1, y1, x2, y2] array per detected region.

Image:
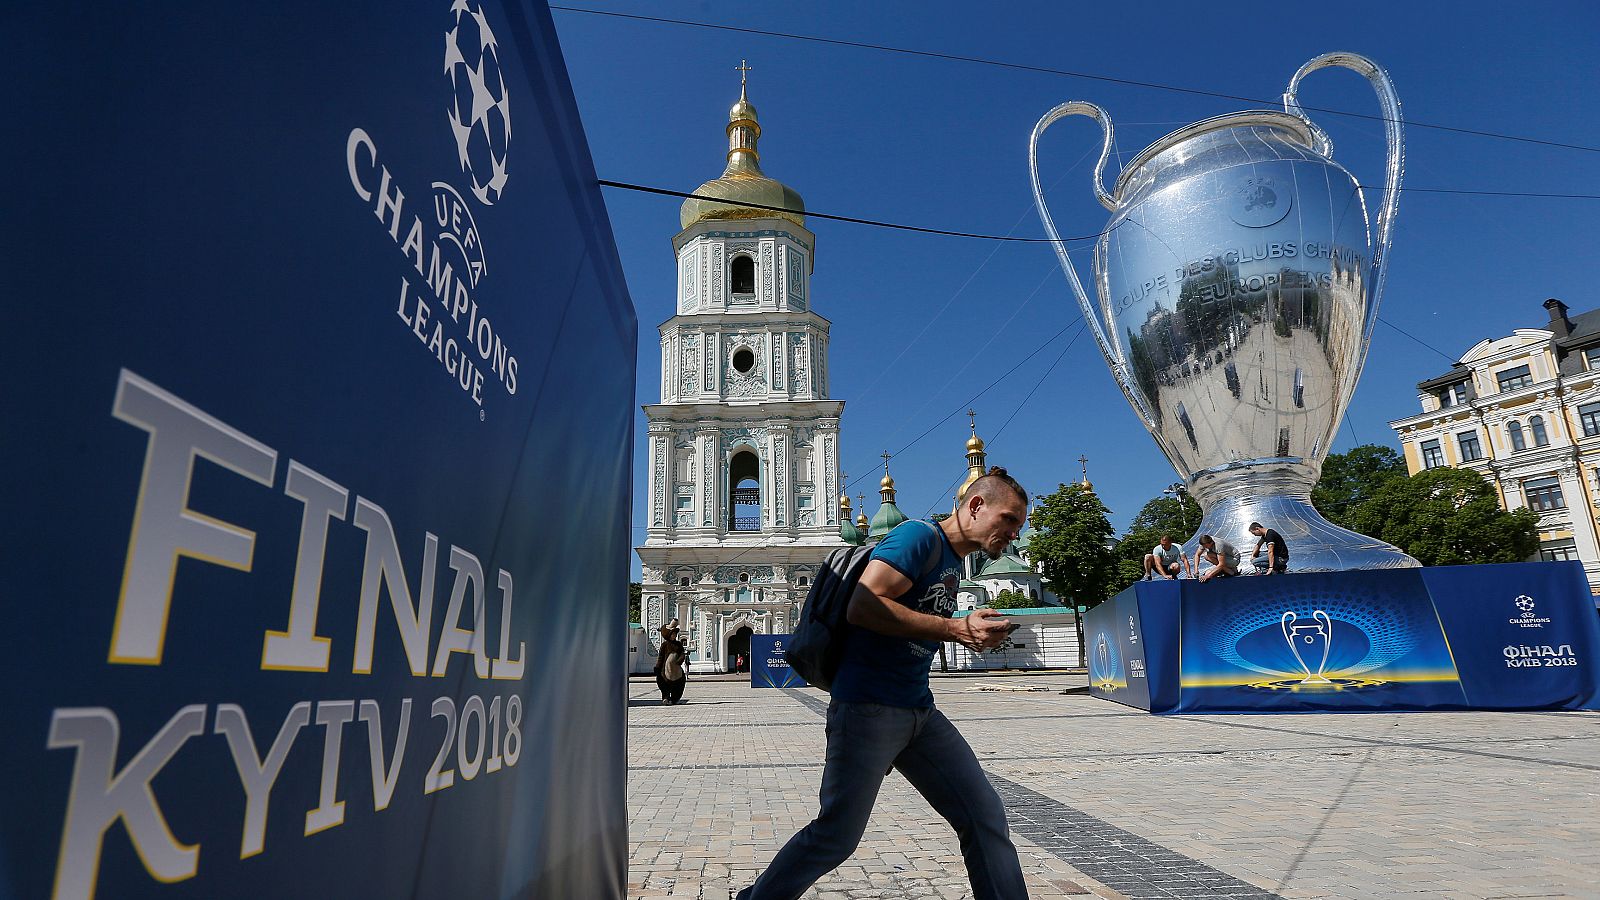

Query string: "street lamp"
[[1163, 482, 1190, 534]]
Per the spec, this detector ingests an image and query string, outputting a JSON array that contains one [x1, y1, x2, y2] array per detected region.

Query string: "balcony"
[[731, 516, 762, 532]]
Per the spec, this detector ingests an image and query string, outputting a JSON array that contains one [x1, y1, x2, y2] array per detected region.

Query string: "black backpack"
[[785, 522, 941, 691]]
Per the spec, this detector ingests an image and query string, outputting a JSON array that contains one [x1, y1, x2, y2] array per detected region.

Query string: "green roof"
[[952, 605, 1070, 617], [977, 553, 1034, 577], [839, 517, 864, 546], [868, 501, 908, 539]]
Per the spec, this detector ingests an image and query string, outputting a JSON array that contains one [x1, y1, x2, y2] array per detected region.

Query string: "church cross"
[[967, 408, 977, 432], [881, 451, 892, 476], [736, 59, 752, 88], [1078, 455, 1090, 479]]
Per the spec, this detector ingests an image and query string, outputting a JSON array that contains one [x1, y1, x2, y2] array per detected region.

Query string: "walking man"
[[1194, 533, 1241, 582], [1142, 534, 1192, 580], [737, 468, 1032, 900], [1248, 522, 1289, 575]]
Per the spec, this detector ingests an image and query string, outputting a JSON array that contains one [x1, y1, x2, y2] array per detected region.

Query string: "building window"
[[797, 576, 809, 588], [1531, 414, 1550, 446], [730, 255, 755, 295], [1585, 347, 1600, 371], [678, 576, 692, 587], [1456, 430, 1483, 462], [1523, 476, 1565, 512], [1438, 382, 1468, 408], [676, 495, 693, 511], [738, 572, 749, 584], [731, 346, 756, 375], [1581, 403, 1600, 438], [1496, 364, 1533, 392], [1420, 439, 1444, 469], [1508, 420, 1526, 451], [1540, 538, 1579, 562]]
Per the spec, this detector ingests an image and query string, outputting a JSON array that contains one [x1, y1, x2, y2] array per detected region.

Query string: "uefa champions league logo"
[[1095, 634, 1114, 691], [1509, 593, 1550, 629], [1228, 176, 1292, 228], [445, 0, 512, 205]]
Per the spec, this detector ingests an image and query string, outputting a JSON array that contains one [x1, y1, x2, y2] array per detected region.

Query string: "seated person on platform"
[[1248, 522, 1289, 575], [1143, 534, 1192, 580], [1194, 534, 1240, 582]]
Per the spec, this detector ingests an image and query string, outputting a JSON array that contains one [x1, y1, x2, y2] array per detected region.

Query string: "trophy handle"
[[1284, 52, 1405, 370], [1311, 610, 1334, 678], [1028, 102, 1157, 430]]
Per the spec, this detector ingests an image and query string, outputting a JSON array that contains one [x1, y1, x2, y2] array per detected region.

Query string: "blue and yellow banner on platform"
[[2, 2, 633, 897], [1089, 563, 1600, 714], [751, 635, 808, 688]]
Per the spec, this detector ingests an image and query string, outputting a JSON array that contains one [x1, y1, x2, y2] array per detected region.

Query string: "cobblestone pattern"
[[628, 673, 1600, 899]]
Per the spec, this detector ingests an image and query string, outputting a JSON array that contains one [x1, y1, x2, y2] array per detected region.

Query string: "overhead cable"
[[555, 6, 1600, 155]]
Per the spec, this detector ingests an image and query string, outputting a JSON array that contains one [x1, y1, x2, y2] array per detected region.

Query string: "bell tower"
[[637, 68, 846, 673]]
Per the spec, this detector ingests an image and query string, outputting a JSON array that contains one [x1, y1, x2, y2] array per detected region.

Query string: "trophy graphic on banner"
[[1281, 610, 1334, 684], [1095, 633, 1113, 690], [1029, 53, 1417, 571]]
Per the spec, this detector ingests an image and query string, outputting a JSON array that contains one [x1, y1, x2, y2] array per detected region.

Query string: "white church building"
[[636, 78, 848, 673]]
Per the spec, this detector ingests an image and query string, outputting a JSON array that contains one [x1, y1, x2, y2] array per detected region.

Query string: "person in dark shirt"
[[1249, 522, 1289, 574], [738, 468, 1031, 900]]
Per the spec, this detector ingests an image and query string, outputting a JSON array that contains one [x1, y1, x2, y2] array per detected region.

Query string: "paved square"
[[627, 673, 1600, 899]]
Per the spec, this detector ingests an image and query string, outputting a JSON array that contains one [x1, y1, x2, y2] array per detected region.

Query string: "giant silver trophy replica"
[[1030, 52, 1417, 571]]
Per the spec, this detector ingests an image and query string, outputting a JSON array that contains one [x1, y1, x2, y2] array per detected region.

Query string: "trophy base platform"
[[1182, 490, 1418, 573], [1086, 562, 1600, 714]]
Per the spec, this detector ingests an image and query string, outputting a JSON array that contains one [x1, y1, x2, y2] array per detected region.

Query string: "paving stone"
[[628, 674, 1600, 899]]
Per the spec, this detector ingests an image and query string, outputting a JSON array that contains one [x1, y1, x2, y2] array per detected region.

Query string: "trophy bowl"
[[1030, 52, 1418, 571]]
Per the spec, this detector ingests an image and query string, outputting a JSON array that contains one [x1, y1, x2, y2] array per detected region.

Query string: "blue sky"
[[550, 1, 1600, 571]]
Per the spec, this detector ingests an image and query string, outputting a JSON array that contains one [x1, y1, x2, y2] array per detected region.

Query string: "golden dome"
[[680, 79, 805, 229], [880, 474, 895, 491], [856, 511, 869, 530], [966, 433, 986, 453]]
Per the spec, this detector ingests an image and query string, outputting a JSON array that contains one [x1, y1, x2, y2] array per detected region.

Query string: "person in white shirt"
[[1194, 534, 1241, 582]]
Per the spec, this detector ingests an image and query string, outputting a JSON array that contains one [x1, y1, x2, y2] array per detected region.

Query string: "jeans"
[[738, 701, 1028, 900]]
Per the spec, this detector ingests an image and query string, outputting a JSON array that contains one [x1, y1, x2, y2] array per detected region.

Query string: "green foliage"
[[929, 512, 950, 523], [1028, 483, 1118, 608], [1313, 444, 1408, 529], [989, 588, 1045, 609], [1111, 493, 1202, 592], [1345, 466, 1540, 566], [628, 581, 642, 624]]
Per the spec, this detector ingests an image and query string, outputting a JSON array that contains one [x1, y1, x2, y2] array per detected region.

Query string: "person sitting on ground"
[[1143, 534, 1193, 580], [1248, 522, 1289, 575], [1194, 534, 1240, 582]]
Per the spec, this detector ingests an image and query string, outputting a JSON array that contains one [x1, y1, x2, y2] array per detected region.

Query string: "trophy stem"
[[1184, 464, 1417, 572]]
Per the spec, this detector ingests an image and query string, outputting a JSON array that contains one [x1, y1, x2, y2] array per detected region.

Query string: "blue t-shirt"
[[830, 519, 963, 708]]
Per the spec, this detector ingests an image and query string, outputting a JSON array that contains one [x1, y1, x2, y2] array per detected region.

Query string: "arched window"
[[1509, 420, 1526, 452], [1531, 415, 1550, 447], [728, 450, 761, 531], [797, 576, 810, 588], [678, 576, 691, 587], [731, 255, 755, 295]]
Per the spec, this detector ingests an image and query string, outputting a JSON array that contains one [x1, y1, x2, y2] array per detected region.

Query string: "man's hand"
[[951, 608, 1013, 652]]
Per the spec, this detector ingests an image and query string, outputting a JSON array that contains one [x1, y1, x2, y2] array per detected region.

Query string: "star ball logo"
[[445, 0, 511, 206], [1509, 593, 1551, 629], [1228, 176, 1292, 229]]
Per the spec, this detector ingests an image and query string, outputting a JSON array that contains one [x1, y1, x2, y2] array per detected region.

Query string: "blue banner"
[[1087, 563, 1600, 714], [751, 635, 807, 688], [2, 2, 633, 898]]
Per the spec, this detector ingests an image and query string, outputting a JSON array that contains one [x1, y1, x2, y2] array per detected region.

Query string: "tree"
[[1345, 466, 1540, 566], [627, 581, 641, 624], [1029, 483, 1118, 606], [1112, 493, 1203, 590], [929, 512, 951, 523], [1313, 444, 1408, 529], [989, 588, 1044, 610]]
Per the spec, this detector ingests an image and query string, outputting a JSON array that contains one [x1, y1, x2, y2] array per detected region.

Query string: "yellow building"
[[1388, 299, 1600, 590]]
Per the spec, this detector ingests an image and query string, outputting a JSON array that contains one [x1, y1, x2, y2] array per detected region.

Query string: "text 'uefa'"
[[348, 128, 519, 407]]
